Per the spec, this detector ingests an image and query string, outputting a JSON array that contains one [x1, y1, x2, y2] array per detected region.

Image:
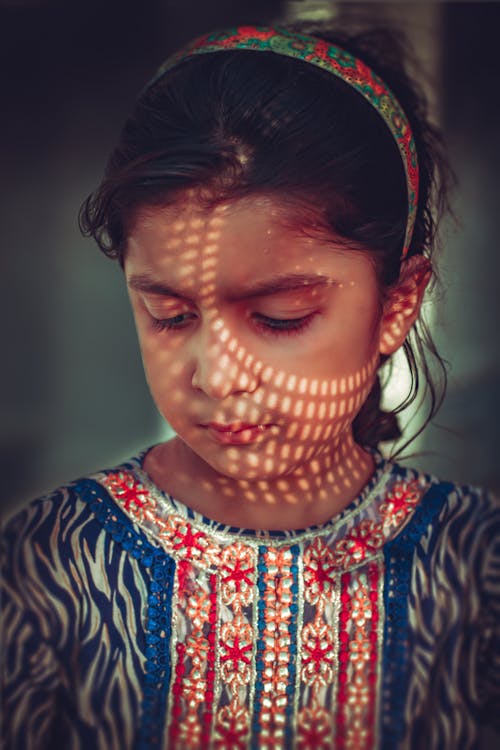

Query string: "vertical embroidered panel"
[[298, 536, 339, 749], [214, 543, 258, 749], [167, 561, 217, 749], [336, 559, 383, 750], [253, 545, 299, 749]]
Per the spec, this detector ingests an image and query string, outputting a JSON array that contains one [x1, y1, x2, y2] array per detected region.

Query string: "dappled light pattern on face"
[[126, 195, 383, 528], [380, 282, 420, 354]]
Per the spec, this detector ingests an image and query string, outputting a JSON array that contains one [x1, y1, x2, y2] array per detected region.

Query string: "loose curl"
[[80, 21, 455, 453]]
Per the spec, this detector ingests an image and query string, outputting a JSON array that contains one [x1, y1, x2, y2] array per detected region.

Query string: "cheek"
[[134, 326, 190, 400], [340, 306, 382, 359], [257, 353, 379, 431], [142, 355, 194, 429]]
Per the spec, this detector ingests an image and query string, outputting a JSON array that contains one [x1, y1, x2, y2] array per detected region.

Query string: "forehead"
[[125, 194, 372, 291]]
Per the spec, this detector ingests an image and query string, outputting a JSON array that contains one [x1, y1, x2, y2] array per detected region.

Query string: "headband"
[[153, 26, 419, 259]]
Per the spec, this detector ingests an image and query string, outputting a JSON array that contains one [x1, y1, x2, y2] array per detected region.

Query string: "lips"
[[205, 422, 263, 433], [201, 421, 272, 445]]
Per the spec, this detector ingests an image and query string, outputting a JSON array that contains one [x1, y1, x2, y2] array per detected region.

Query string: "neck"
[[144, 433, 376, 531]]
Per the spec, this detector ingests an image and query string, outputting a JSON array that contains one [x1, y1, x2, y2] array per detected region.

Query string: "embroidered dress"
[[1, 451, 499, 750]]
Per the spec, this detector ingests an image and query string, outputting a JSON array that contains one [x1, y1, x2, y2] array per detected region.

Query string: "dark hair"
[[79, 22, 453, 453]]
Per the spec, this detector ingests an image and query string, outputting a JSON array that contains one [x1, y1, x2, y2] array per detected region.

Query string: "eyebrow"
[[127, 273, 333, 301]]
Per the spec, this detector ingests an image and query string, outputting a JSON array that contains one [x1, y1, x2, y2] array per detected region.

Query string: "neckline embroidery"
[[92, 448, 425, 572], [134, 446, 389, 538]]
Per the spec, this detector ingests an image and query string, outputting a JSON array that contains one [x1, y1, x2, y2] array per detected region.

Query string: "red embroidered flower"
[[221, 544, 255, 607], [334, 520, 383, 568], [380, 481, 420, 528], [220, 621, 253, 685], [155, 516, 220, 566], [156, 516, 220, 566], [171, 523, 207, 554], [178, 713, 202, 746], [303, 538, 337, 604], [301, 620, 334, 686], [104, 472, 150, 511], [298, 706, 333, 749], [214, 704, 250, 749]]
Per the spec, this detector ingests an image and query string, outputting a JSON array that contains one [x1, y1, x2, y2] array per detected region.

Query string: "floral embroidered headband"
[[153, 26, 419, 259]]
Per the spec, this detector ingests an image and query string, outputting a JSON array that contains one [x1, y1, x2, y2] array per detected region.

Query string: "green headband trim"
[[153, 25, 419, 258]]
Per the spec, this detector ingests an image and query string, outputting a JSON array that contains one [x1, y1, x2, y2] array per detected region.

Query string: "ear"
[[379, 255, 432, 356]]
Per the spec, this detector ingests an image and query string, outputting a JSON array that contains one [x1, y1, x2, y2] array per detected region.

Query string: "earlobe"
[[379, 255, 431, 356]]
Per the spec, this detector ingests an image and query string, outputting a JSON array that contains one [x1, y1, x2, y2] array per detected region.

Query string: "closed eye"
[[150, 313, 196, 332], [148, 311, 317, 337], [252, 313, 317, 336]]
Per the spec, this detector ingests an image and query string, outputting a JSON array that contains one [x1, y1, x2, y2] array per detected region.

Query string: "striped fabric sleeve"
[[1, 492, 70, 749], [476, 492, 500, 733]]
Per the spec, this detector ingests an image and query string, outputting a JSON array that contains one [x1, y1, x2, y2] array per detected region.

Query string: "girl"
[[2, 22, 499, 750]]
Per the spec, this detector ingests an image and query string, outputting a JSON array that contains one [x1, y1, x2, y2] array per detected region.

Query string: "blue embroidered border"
[[253, 545, 268, 748], [381, 480, 453, 749], [76, 478, 175, 750]]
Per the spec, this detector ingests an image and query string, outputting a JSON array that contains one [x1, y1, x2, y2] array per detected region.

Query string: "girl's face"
[[125, 194, 387, 482]]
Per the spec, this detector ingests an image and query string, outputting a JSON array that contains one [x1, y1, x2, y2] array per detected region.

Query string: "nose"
[[191, 322, 259, 400]]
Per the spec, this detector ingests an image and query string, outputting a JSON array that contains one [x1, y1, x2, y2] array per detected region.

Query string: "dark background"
[[1, 0, 499, 518]]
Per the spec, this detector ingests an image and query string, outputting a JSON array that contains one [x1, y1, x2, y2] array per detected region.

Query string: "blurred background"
[[1, 0, 499, 518]]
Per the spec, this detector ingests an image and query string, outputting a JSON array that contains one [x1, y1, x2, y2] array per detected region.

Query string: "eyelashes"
[[252, 313, 316, 337], [151, 313, 195, 332], [150, 312, 317, 337]]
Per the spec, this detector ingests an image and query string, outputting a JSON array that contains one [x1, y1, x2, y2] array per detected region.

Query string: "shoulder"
[[388, 459, 500, 539], [383, 459, 500, 574], [2, 483, 98, 581], [1, 455, 155, 586], [418, 472, 500, 552], [3, 476, 112, 561], [1, 456, 161, 648], [389, 462, 500, 602], [3, 453, 146, 533]]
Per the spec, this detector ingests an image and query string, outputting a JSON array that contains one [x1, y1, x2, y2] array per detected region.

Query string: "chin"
[[203, 452, 296, 483]]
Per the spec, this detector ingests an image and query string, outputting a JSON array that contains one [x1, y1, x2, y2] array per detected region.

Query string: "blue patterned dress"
[[1, 451, 499, 749]]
